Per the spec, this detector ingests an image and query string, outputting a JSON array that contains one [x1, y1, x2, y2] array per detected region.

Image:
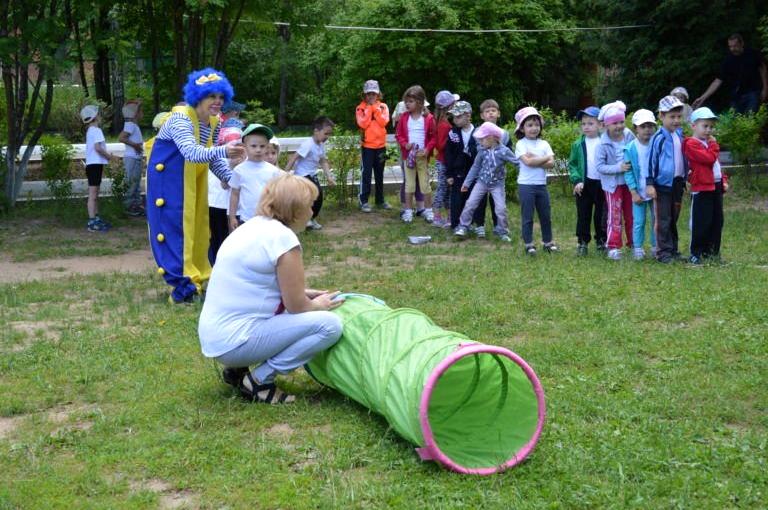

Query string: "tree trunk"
[[212, 0, 245, 69], [144, 0, 161, 113], [65, 0, 89, 96], [91, 6, 112, 105], [172, 0, 186, 94], [110, 18, 125, 135], [277, 24, 291, 130]]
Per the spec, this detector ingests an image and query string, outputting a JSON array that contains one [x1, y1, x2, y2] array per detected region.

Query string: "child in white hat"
[[624, 109, 657, 260], [118, 100, 145, 216], [81, 105, 115, 232]]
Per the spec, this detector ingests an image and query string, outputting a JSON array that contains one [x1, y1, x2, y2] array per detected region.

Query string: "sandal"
[[222, 367, 249, 387], [240, 373, 295, 405]]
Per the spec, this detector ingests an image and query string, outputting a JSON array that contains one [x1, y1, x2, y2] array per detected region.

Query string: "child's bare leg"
[[424, 193, 433, 208], [87, 186, 99, 217], [405, 192, 414, 210]]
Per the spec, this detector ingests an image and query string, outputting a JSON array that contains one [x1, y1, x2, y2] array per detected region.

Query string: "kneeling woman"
[[199, 174, 344, 403]]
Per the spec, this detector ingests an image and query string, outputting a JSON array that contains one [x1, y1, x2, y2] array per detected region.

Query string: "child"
[[683, 107, 729, 264], [265, 137, 281, 167], [81, 105, 115, 232], [208, 126, 243, 264], [392, 100, 426, 217], [568, 106, 605, 256], [596, 102, 635, 260], [624, 109, 657, 260], [647, 95, 687, 263], [474, 99, 514, 236], [228, 124, 284, 232], [221, 101, 245, 129], [453, 122, 515, 242], [395, 85, 436, 223], [355, 80, 391, 212], [284, 116, 336, 230], [514, 106, 558, 255], [670, 87, 693, 123], [432, 90, 459, 226], [118, 100, 145, 217], [444, 101, 483, 230]]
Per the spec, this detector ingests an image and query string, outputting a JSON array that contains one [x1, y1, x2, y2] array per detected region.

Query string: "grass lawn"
[[1, 179, 767, 509]]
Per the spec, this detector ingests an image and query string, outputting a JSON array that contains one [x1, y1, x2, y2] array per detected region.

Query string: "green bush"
[[40, 135, 75, 205], [245, 99, 276, 126], [105, 159, 128, 205], [325, 134, 360, 208], [542, 109, 581, 197], [716, 105, 768, 190]]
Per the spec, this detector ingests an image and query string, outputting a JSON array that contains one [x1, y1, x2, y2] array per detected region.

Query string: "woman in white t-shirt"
[[199, 174, 344, 404]]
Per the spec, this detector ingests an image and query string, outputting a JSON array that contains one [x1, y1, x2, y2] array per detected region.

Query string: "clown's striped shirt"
[[157, 112, 231, 181]]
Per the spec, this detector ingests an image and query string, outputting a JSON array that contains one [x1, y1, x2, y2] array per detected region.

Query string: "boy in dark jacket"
[[444, 101, 483, 230]]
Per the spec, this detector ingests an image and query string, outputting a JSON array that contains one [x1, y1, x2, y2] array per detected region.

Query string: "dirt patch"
[[0, 416, 25, 440], [264, 423, 295, 439], [48, 403, 99, 437], [6, 321, 60, 352], [0, 249, 155, 284], [129, 478, 200, 509]]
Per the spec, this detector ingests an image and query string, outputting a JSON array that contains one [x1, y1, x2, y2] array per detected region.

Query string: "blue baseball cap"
[[690, 107, 717, 124], [577, 106, 600, 120]]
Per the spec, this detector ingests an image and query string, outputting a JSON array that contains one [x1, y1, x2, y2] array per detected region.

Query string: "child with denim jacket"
[[623, 109, 657, 260]]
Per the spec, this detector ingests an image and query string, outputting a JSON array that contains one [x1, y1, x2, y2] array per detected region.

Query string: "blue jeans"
[[123, 157, 143, 208], [731, 91, 760, 114], [215, 311, 342, 384], [632, 200, 656, 250]]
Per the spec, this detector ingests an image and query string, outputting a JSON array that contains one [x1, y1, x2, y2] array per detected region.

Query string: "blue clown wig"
[[182, 68, 235, 107]]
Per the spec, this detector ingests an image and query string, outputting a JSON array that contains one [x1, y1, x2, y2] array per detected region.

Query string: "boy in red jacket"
[[682, 107, 729, 264]]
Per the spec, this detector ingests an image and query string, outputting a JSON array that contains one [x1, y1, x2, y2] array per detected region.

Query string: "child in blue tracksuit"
[[646, 96, 687, 263], [624, 109, 657, 260]]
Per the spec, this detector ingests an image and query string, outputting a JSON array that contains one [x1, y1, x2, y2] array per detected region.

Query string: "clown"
[[146, 68, 246, 303]]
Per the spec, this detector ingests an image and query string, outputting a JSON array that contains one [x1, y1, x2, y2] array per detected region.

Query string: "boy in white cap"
[[624, 109, 657, 260], [81, 104, 115, 232], [682, 107, 729, 264], [118, 100, 145, 216], [670, 87, 693, 123], [453, 122, 516, 242], [646, 95, 687, 263]]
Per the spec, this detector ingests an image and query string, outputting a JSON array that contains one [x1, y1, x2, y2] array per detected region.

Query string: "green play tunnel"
[[306, 295, 545, 475]]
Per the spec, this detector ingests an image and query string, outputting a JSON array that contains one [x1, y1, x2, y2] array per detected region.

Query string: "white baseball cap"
[[79, 105, 99, 123], [631, 109, 656, 126]]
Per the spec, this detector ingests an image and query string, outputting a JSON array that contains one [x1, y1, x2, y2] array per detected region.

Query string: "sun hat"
[[598, 101, 626, 122], [690, 107, 718, 124], [241, 123, 274, 141], [152, 111, 171, 130], [603, 107, 626, 125], [658, 95, 685, 112], [435, 90, 460, 108], [80, 105, 99, 123], [514, 106, 544, 134], [218, 127, 244, 145], [448, 101, 472, 116], [670, 86, 689, 101], [269, 136, 281, 147], [577, 106, 600, 120], [121, 100, 141, 119], [473, 121, 504, 141], [631, 109, 657, 126], [363, 80, 381, 94], [222, 101, 245, 114]]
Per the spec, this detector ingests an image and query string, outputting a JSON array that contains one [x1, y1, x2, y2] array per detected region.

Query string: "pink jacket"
[[395, 112, 436, 160]]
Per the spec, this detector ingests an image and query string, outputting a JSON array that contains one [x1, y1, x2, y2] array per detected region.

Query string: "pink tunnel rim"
[[417, 343, 546, 475]]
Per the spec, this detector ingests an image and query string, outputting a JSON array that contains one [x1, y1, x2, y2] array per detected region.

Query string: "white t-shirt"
[[515, 138, 553, 185], [461, 124, 474, 149], [198, 216, 301, 358], [85, 126, 109, 165], [585, 136, 601, 180], [229, 160, 284, 222], [407, 115, 426, 149], [121, 121, 144, 159], [699, 139, 723, 182], [208, 169, 230, 210], [672, 132, 684, 178], [293, 138, 326, 177]]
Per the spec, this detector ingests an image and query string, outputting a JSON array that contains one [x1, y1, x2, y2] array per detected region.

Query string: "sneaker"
[[360, 203, 372, 213], [688, 255, 703, 265], [306, 219, 323, 230], [497, 234, 512, 243], [402, 209, 414, 223], [543, 243, 559, 253], [607, 248, 622, 260], [657, 256, 674, 264], [126, 207, 143, 217], [525, 244, 537, 256], [87, 219, 109, 232], [577, 243, 588, 257], [474, 226, 486, 238], [95, 217, 112, 230], [415, 208, 426, 217], [596, 243, 607, 252], [378, 202, 392, 210], [431, 218, 448, 229], [633, 247, 645, 260], [424, 208, 434, 223], [453, 226, 468, 238]]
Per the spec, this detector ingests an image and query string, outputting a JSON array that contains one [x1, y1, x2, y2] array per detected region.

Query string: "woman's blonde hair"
[[257, 173, 318, 226]]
